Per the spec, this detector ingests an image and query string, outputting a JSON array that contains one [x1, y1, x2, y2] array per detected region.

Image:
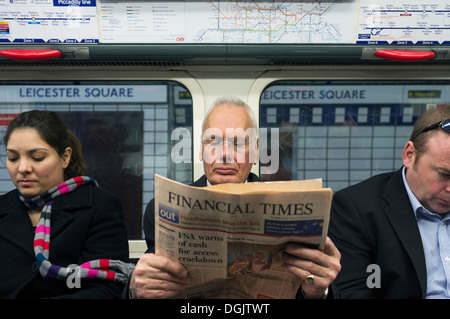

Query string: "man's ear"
[[252, 138, 259, 164], [402, 141, 415, 169], [199, 143, 203, 162]]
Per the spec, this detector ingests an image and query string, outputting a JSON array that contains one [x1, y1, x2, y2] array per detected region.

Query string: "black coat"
[[329, 168, 427, 298], [0, 184, 129, 299]]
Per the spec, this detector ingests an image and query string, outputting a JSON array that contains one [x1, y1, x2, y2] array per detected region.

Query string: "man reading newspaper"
[[127, 97, 341, 299]]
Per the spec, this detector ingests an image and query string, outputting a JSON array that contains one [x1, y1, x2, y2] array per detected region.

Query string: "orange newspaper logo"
[[0, 114, 18, 126]]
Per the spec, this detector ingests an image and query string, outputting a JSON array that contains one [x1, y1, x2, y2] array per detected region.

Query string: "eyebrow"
[[434, 166, 450, 175], [6, 148, 49, 154]]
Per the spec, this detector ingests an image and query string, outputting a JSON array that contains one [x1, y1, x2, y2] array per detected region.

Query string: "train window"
[[259, 80, 449, 192], [0, 81, 193, 239]]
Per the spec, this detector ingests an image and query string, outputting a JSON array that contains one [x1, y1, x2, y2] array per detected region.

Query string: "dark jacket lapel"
[[382, 168, 427, 297], [50, 184, 94, 239]]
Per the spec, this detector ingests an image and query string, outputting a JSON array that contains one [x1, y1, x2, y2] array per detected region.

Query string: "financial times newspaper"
[[154, 174, 332, 299]]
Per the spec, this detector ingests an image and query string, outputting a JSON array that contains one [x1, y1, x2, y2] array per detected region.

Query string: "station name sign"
[[0, 85, 167, 103]]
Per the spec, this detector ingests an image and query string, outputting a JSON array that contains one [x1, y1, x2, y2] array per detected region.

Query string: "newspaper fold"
[[154, 174, 332, 299]]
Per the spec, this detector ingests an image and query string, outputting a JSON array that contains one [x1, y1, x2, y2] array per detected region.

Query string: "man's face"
[[200, 104, 258, 185], [403, 130, 450, 215]]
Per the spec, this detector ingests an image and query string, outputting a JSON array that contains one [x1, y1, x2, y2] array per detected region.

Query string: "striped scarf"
[[20, 176, 134, 284]]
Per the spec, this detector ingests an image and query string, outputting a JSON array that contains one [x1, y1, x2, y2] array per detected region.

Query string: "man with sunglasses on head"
[[329, 106, 450, 299], [126, 97, 341, 299]]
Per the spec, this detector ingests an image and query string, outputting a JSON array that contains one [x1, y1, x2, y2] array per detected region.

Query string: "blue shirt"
[[402, 167, 450, 299]]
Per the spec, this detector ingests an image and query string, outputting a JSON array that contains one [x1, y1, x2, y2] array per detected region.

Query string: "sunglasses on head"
[[411, 118, 450, 141]]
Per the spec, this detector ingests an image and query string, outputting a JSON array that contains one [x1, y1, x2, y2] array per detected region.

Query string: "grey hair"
[[201, 97, 257, 133]]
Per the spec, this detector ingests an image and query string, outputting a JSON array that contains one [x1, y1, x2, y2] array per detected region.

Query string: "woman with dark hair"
[[0, 110, 133, 298]]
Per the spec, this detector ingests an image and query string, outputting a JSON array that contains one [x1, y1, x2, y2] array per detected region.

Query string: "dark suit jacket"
[[143, 173, 260, 253], [0, 185, 129, 299], [329, 168, 427, 298]]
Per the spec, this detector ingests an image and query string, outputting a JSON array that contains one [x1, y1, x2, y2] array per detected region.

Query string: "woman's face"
[[6, 128, 71, 197]]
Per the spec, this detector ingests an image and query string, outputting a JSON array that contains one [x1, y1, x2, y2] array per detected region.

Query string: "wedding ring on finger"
[[305, 274, 315, 285]]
